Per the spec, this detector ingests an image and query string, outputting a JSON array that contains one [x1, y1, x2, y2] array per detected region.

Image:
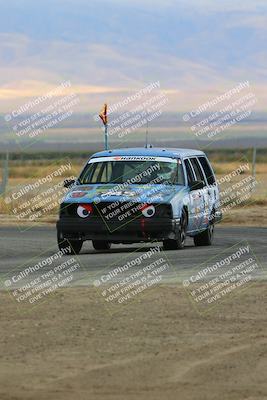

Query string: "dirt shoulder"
[[220, 205, 267, 226], [0, 284, 267, 400]]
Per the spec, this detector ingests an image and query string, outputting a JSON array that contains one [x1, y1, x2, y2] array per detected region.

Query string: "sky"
[[0, 0, 266, 113]]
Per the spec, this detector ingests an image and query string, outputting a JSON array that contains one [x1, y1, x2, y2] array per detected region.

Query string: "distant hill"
[[1, 112, 266, 151]]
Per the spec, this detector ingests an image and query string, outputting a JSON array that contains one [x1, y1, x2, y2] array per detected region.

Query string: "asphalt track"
[[0, 225, 266, 290]]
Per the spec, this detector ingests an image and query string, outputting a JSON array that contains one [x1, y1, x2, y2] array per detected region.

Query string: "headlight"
[[77, 204, 93, 218], [141, 204, 155, 218]]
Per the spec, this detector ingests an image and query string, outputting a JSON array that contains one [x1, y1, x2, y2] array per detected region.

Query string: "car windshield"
[[79, 159, 185, 185]]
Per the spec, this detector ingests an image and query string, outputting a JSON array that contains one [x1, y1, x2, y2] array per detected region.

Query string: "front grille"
[[60, 202, 172, 220]]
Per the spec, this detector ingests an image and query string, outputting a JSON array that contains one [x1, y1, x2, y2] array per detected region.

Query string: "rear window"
[[198, 157, 215, 185]]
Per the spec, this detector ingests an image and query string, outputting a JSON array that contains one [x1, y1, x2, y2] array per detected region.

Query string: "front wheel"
[[92, 240, 111, 251], [163, 210, 187, 250], [57, 231, 83, 255]]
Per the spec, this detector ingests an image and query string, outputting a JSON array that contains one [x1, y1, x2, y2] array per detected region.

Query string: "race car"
[[56, 147, 222, 253]]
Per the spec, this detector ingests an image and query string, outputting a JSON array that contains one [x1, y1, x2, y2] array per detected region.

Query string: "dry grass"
[[0, 159, 266, 223]]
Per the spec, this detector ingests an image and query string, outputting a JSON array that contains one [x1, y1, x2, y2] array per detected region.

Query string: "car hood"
[[63, 183, 186, 204]]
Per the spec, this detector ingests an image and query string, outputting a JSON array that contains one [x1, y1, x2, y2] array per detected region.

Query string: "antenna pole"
[[145, 120, 148, 148], [99, 103, 109, 150], [104, 124, 109, 150]]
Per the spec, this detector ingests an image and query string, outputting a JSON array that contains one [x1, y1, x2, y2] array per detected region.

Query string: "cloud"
[[0, 0, 267, 114], [0, 80, 129, 100], [225, 15, 267, 30], [169, 0, 267, 13], [74, 0, 267, 13]]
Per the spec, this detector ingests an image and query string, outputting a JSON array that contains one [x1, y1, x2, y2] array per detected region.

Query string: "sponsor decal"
[[89, 156, 177, 163], [71, 191, 86, 198]]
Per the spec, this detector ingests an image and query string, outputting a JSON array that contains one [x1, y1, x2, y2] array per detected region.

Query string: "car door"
[[184, 158, 204, 233], [189, 157, 210, 230], [198, 156, 218, 224]]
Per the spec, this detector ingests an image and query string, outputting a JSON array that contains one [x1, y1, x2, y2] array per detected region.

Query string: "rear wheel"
[[193, 211, 215, 247], [92, 240, 111, 251], [163, 210, 187, 250]]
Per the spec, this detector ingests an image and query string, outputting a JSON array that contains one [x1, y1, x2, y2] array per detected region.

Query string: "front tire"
[[57, 231, 83, 254], [163, 210, 187, 250], [92, 240, 111, 251]]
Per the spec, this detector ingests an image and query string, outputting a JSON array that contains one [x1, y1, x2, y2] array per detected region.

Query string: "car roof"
[[91, 147, 205, 159]]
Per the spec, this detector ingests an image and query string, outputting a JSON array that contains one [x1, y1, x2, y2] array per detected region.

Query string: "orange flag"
[[99, 103, 108, 125]]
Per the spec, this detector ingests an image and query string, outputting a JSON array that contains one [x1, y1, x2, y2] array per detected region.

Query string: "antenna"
[[145, 120, 148, 148]]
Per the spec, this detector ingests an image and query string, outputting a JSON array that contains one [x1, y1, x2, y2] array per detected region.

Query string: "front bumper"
[[57, 216, 180, 243]]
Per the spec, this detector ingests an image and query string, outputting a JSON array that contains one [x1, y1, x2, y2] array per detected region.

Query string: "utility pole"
[[251, 146, 257, 197], [252, 147, 257, 178], [0, 152, 9, 195]]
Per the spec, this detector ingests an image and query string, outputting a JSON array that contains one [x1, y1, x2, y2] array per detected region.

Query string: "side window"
[[190, 158, 206, 184], [198, 157, 215, 185], [184, 159, 195, 184]]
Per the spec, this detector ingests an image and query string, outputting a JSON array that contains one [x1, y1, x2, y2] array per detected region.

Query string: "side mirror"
[[64, 179, 76, 188], [189, 180, 205, 191]]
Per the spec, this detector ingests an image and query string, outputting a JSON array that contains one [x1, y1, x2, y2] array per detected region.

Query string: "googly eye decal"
[[141, 204, 155, 218], [77, 204, 93, 218]]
